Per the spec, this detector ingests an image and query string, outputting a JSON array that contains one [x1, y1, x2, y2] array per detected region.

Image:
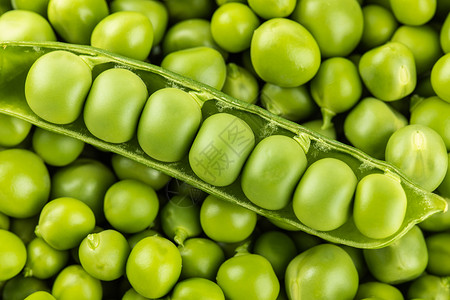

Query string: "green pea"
[[354, 281, 404, 300], [260, 83, 317, 123], [0, 148, 50, 218], [250, 17, 321, 88], [0, 211, 9, 230], [285, 244, 359, 300], [164, 0, 215, 22], [137, 87, 202, 162], [121, 288, 150, 300], [110, 0, 168, 45], [221, 63, 259, 104], [410, 96, 450, 151], [52, 265, 102, 300], [171, 278, 225, 300], [11, 0, 49, 17], [292, 0, 363, 57], [0, 9, 56, 41], [431, 53, 450, 103], [200, 195, 257, 243], [359, 42, 416, 102], [91, 11, 153, 61], [161, 46, 227, 90], [248, 0, 296, 18], [24, 237, 69, 279], [9, 215, 39, 245], [127, 229, 160, 249], [293, 158, 357, 232], [385, 124, 448, 191], [441, 11, 450, 53], [425, 232, 450, 276], [310, 57, 362, 129], [338, 245, 368, 280], [217, 254, 280, 300], [25, 50, 92, 125], [301, 119, 336, 140], [419, 196, 450, 232], [363, 226, 428, 284], [389, 0, 436, 26], [84, 68, 148, 143], [47, 0, 109, 45], [354, 173, 407, 239], [0, 115, 32, 147], [24, 291, 56, 300], [0, 229, 27, 281], [360, 4, 398, 50], [241, 135, 307, 210], [189, 113, 255, 187], [2, 276, 49, 300], [210, 3, 260, 53], [126, 236, 182, 299], [407, 274, 450, 300], [344, 97, 407, 159], [437, 153, 450, 198]]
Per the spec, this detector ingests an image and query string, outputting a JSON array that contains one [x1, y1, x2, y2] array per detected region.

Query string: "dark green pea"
[[161, 46, 227, 90], [9, 215, 39, 245], [407, 274, 450, 300], [161, 195, 202, 246], [288, 231, 322, 253], [293, 158, 357, 232], [360, 4, 398, 50], [354, 281, 404, 300], [189, 113, 255, 187], [178, 237, 225, 280], [241, 135, 307, 210], [363, 226, 428, 284], [164, 0, 215, 22], [84, 68, 148, 143], [419, 197, 450, 232], [221, 63, 259, 104], [437, 153, 450, 198], [301, 119, 336, 140], [338, 245, 367, 280], [359, 42, 416, 102], [171, 278, 225, 300], [285, 244, 359, 300], [0, 9, 56, 41], [344, 97, 407, 159], [413, 74, 436, 98], [354, 173, 407, 240], [0, 211, 9, 230], [127, 229, 161, 249], [0, 114, 32, 147], [2, 276, 49, 300], [441, 11, 450, 53], [25, 50, 92, 124], [137, 87, 202, 162], [426, 232, 450, 276], [260, 83, 317, 123], [11, 0, 49, 17]]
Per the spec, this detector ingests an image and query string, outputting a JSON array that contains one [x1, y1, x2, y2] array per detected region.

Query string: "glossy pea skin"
[[178, 237, 225, 280], [293, 158, 357, 232], [91, 11, 153, 61], [25, 50, 92, 125], [359, 42, 416, 102], [389, 0, 436, 26], [84, 68, 148, 143], [189, 113, 255, 187], [353, 173, 407, 240], [200, 195, 257, 243], [441, 11, 450, 53], [126, 236, 182, 299], [250, 18, 321, 88], [437, 153, 450, 198], [0, 115, 32, 147], [363, 226, 428, 284], [0, 9, 56, 42], [310, 57, 362, 129], [354, 281, 404, 300], [292, 0, 363, 57], [11, 0, 49, 17], [359, 4, 398, 50], [161, 46, 227, 90], [24, 291, 56, 300], [410, 96, 450, 151], [241, 135, 307, 210], [36, 197, 96, 251], [110, 0, 168, 45], [344, 97, 407, 159], [111, 153, 171, 190], [407, 274, 450, 300], [285, 244, 359, 300], [0, 229, 27, 281], [431, 53, 450, 103], [24, 237, 69, 279], [260, 83, 317, 123], [171, 278, 225, 300], [0, 148, 50, 218], [221, 63, 259, 104], [425, 232, 450, 276], [385, 124, 448, 192], [210, 3, 260, 53], [217, 254, 280, 300], [137, 87, 202, 162], [248, 0, 296, 19], [52, 265, 102, 300]]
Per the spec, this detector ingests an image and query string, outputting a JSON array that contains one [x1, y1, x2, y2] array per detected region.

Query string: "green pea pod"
[[0, 41, 446, 249]]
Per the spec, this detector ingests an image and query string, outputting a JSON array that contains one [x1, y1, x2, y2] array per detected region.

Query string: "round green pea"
[[360, 4, 398, 50], [293, 158, 357, 232], [248, 0, 296, 19], [431, 53, 450, 103], [189, 113, 255, 187], [407, 274, 450, 300], [389, 0, 436, 26], [441, 11, 450, 53], [0, 115, 32, 147], [425, 232, 450, 276], [0, 9, 56, 41], [419, 197, 450, 232], [52, 265, 102, 300], [221, 63, 259, 104], [25, 50, 92, 124], [11, 0, 49, 17], [2, 276, 50, 300], [84, 68, 148, 143], [171, 278, 225, 300], [24, 291, 56, 300], [137, 87, 202, 162], [0, 229, 27, 281], [354, 282, 404, 300], [241, 135, 307, 210]]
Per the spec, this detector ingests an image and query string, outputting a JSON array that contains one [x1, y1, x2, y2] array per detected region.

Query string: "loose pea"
[[248, 0, 296, 19], [127, 229, 160, 249], [52, 265, 102, 300], [441, 11, 450, 53], [419, 196, 450, 232], [437, 153, 450, 198], [2, 276, 50, 300], [0, 211, 9, 230], [339, 245, 368, 280], [354, 281, 404, 300], [0, 115, 32, 147], [293, 158, 357, 232], [425, 232, 450, 276], [121, 288, 149, 300], [9, 215, 39, 245], [353, 173, 407, 239], [250, 18, 321, 88], [137, 87, 202, 162], [221, 63, 259, 104], [11, 0, 49, 17], [25, 50, 92, 125], [389, 0, 436, 26], [164, 0, 215, 22], [0, 9, 56, 42], [24, 291, 56, 300], [189, 113, 255, 187], [84, 68, 148, 143], [431, 53, 450, 103], [171, 278, 225, 300], [359, 4, 398, 50], [241, 135, 307, 210], [0, 229, 27, 281], [385, 124, 448, 192], [407, 274, 450, 300]]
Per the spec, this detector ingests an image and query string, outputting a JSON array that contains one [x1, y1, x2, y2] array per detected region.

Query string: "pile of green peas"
[[0, 0, 449, 299]]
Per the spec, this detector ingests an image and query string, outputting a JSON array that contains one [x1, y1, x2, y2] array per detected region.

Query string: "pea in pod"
[[0, 41, 446, 249]]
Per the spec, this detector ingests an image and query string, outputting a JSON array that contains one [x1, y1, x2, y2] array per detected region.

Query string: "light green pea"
[[360, 4, 398, 50]]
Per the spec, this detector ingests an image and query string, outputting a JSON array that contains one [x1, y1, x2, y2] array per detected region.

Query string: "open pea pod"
[[0, 41, 446, 249]]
